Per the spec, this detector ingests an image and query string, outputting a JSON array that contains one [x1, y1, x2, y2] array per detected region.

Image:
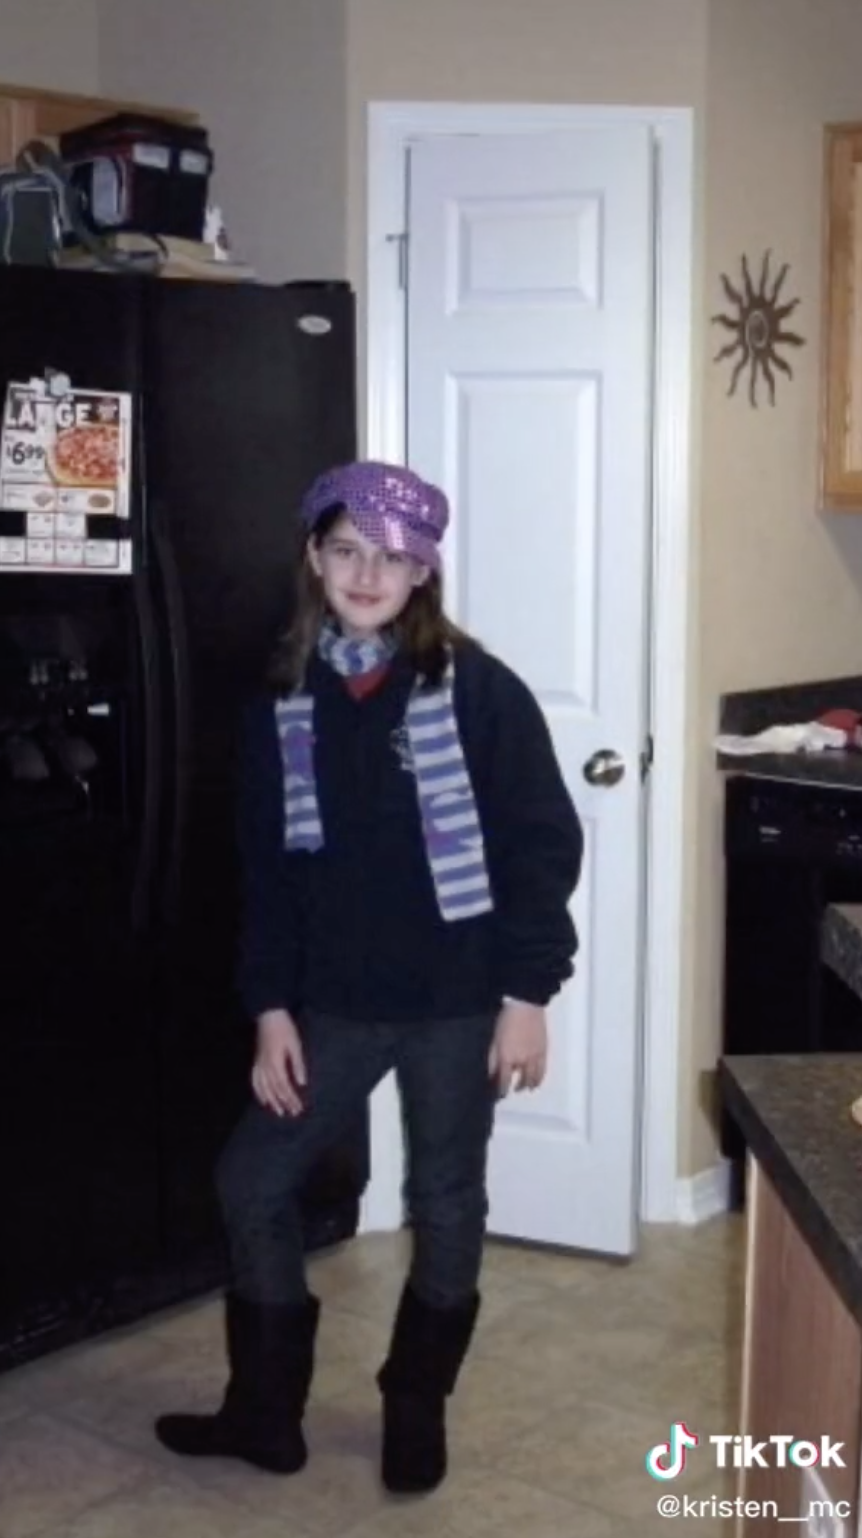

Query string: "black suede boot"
[[154, 1291, 319, 1475], [376, 1283, 480, 1495]]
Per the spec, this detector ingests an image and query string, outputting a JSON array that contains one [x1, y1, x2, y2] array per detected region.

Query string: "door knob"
[[583, 749, 625, 787]]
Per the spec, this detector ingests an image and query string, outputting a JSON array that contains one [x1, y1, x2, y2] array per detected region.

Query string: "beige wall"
[[702, 0, 862, 693], [684, 0, 862, 1175], [0, 0, 99, 94], [98, 0, 347, 283], [346, 0, 709, 283]]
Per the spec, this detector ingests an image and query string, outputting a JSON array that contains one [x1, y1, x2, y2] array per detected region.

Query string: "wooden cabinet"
[[737, 1157, 861, 1534], [821, 124, 862, 510], [0, 81, 196, 163], [0, 96, 20, 164]]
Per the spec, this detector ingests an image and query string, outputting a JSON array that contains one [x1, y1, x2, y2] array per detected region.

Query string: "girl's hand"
[[488, 1001, 548, 1095], [252, 1009, 307, 1118]]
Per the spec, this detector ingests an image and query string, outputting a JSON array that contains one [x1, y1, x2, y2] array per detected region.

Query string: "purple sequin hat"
[[300, 460, 449, 571]]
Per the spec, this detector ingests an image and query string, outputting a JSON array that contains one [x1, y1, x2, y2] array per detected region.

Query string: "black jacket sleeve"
[[481, 656, 584, 1006], [235, 696, 304, 1020]]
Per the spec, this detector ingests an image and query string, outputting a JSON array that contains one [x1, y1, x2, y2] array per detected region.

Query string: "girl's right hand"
[[252, 1009, 307, 1118]]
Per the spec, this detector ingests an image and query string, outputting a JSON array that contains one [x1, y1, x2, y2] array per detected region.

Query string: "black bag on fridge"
[[0, 139, 165, 270], [59, 114, 214, 242]]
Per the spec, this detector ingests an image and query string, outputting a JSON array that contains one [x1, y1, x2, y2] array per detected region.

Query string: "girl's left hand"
[[489, 1001, 548, 1095]]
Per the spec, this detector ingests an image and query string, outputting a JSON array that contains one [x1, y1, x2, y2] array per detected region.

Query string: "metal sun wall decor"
[[711, 251, 805, 408]]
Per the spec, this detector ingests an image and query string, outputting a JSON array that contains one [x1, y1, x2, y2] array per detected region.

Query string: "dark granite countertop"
[[718, 751, 862, 789], [719, 1054, 862, 1329], [720, 674, 862, 736], [717, 674, 862, 789], [823, 905, 862, 997]]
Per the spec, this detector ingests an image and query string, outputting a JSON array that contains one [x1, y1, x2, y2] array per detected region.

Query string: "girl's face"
[[309, 514, 428, 638]]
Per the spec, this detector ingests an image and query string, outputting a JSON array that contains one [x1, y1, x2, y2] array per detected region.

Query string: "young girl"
[[155, 460, 583, 1495]]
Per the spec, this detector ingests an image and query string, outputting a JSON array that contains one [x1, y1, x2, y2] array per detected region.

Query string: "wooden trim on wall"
[[0, 80, 197, 125], [822, 123, 862, 510]]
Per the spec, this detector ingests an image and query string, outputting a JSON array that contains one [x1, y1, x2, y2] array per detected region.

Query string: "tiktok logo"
[[645, 1422, 699, 1480]]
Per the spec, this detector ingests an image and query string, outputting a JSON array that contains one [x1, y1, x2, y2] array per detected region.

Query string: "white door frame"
[[360, 100, 694, 1232]]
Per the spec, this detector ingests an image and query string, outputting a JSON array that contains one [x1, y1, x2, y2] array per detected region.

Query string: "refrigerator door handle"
[[130, 563, 163, 935], [150, 499, 192, 927]]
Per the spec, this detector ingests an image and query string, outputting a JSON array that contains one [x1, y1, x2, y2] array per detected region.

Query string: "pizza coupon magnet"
[[0, 380, 133, 573]]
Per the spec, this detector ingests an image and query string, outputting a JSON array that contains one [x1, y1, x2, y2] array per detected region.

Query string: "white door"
[[405, 127, 655, 1256]]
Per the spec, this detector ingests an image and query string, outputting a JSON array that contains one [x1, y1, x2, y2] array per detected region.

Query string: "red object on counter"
[[818, 707, 862, 748]]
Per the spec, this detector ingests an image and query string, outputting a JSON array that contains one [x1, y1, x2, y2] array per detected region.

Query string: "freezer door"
[[0, 268, 142, 577], [0, 272, 166, 1358], [0, 574, 162, 1351]]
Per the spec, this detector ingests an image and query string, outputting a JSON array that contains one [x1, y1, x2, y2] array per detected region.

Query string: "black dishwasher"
[[722, 774, 862, 1172]]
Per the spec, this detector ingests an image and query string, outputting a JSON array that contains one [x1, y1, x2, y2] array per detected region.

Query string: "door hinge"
[[640, 734, 654, 781], [387, 232, 408, 290]]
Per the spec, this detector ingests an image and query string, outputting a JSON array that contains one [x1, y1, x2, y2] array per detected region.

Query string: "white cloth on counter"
[[715, 722, 848, 756]]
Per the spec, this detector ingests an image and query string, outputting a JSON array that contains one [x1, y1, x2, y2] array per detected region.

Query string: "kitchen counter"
[[720, 1052, 862, 1533], [720, 1054, 862, 1330], [718, 750, 862, 789], [717, 672, 862, 788]]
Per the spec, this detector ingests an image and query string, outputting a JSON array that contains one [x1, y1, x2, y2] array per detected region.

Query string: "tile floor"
[[0, 1215, 745, 1537]]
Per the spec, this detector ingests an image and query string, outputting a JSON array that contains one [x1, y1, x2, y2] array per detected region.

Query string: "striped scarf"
[[273, 623, 493, 922]]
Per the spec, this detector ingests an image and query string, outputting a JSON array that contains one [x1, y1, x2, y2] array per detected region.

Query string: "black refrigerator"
[[0, 267, 367, 1371]]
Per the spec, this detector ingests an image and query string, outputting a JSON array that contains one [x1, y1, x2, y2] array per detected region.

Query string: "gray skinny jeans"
[[215, 1011, 498, 1309]]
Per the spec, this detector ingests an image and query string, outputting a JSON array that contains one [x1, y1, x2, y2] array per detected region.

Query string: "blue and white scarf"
[[273, 624, 493, 922]]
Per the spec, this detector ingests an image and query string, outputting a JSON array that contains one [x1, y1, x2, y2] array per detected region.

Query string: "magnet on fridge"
[[44, 369, 72, 397]]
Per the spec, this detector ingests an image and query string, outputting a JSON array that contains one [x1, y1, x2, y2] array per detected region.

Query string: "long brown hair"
[[266, 505, 474, 694]]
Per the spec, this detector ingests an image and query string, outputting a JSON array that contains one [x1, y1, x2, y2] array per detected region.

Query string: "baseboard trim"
[[675, 1161, 731, 1225]]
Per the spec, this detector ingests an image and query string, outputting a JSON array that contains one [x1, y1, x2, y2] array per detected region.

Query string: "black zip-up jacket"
[[236, 641, 583, 1023]]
